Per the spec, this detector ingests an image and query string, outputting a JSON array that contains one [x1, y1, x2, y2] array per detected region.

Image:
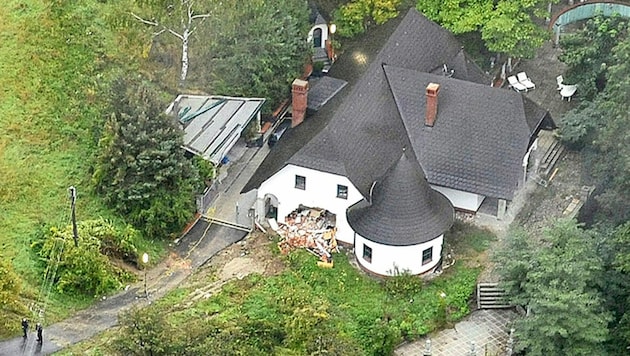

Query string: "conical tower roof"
[[347, 149, 454, 246]]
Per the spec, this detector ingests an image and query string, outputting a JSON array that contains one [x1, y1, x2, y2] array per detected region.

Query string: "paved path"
[[0, 142, 271, 356], [395, 309, 517, 356]]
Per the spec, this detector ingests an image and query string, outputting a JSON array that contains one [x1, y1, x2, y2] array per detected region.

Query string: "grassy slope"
[[0, 0, 157, 335], [57, 226, 495, 355]]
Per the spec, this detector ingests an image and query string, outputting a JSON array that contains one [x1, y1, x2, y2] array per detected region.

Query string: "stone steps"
[[539, 138, 565, 177], [477, 283, 511, 309]]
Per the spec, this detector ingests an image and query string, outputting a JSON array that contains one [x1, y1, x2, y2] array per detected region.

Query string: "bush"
[[0, 260, 28, 336], [384, 268, 423, 298], [192, 155, 216, 186], [36, 219, 136, 296]]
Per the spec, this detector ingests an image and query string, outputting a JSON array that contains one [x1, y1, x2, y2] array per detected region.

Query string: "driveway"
[[0, 143, 266, 355]]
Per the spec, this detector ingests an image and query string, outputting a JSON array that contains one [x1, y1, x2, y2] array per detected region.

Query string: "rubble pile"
[[272, 206, 339, 262]]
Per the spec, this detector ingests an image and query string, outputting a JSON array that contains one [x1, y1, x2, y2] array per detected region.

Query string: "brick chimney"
[[291, 79, 309, 127], [425, 83, 440, 127]]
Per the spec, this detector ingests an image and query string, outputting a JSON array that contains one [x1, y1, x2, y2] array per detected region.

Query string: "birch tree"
[[131, 0, 211, 85]]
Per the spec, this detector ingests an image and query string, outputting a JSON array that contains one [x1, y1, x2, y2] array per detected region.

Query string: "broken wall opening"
[[270, 205, 339, 263]]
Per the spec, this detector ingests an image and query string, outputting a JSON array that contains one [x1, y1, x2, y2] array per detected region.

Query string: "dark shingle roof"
[[287, 127, 346, 175], [326, 9, 499, 198], [347, 150, 454, 246], [383, 66, 531, 200], [307, 77, 348, 111], [241, 10, 406, 193], [308, 2, 327, 25], [243, 9, 552, 201], [522, 96, 555, 138]]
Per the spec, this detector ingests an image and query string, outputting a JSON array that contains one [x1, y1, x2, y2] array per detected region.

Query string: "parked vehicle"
[[268, 119, 292, 148]]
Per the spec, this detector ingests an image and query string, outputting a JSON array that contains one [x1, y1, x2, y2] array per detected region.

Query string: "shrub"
[[192, 155, 216, 186], [0, 260, 28, 336], [384, 268, 423, 298], [36, 219, 136, 296]]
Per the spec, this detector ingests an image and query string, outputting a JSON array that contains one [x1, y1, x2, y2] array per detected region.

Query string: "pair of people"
[[21, 319, 43, 343]]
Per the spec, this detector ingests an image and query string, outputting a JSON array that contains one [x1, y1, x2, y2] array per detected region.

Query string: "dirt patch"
[[182, 231, 287, 291], [219, 257, 264, 280], [519, 151, 584, 233]]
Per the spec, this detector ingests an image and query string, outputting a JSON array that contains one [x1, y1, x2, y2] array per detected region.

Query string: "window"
[[422, 247, 433, 265], [337, 184, 348, 199], [363, 244, 372, 263], [295, 175, 306, 190]]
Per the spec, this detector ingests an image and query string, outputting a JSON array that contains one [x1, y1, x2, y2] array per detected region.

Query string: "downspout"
[[368, 181, 377, 204]]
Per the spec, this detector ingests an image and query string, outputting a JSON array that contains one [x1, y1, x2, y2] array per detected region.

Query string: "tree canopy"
[[92, 78, 200, 239], [416, 0, 554, 58], [132, 0, 311, 110], [558, 16, 630, 224], [332, 0, 402, 38], [559, 15, 628, 101], [190, 0, 311, 110], [494, 220, 611, 355]]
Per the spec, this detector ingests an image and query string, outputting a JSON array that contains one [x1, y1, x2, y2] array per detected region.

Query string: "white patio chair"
[[508, 76, 527, 92], [517, 72, 535, 90], [556, 75, 564, 90]]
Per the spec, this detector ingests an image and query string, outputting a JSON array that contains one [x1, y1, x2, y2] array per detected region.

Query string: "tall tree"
[[494, 220, 611, 355], [92, 78, 199, 238], [598, 222, 630, 353], [559, 15, 628, 100], [559, 30, 630, 224], [191, 0, 310, 109], [333, 0, 402, 38], [416, 0, 554, 58]]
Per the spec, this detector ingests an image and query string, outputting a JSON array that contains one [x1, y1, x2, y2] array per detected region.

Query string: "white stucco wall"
[[354, 233, 444, 276], [522, 137, 539, 185], [431, 185, 485, 212], [257, 165, 363, 244], [307, 24, 329, 48]]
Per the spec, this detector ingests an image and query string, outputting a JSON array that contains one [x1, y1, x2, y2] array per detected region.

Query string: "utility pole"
[[69, 186, 78, 247]]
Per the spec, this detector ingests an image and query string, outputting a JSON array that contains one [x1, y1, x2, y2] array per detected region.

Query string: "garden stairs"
[[477, 283, 511, 309], [313, 47, 332, 73], [539, 136, 566, 178]]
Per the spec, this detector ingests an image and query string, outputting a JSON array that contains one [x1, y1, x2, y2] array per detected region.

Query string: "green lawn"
[[0, 0, 153, 336]]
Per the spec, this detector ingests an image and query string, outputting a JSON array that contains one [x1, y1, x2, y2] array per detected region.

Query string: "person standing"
[[21, 319, 28, 338], [36, 323, 43, 344]]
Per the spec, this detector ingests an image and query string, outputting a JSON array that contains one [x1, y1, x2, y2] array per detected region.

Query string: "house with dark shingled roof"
[[347, 149, 454, 275], [243, 9, 554, 276]]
